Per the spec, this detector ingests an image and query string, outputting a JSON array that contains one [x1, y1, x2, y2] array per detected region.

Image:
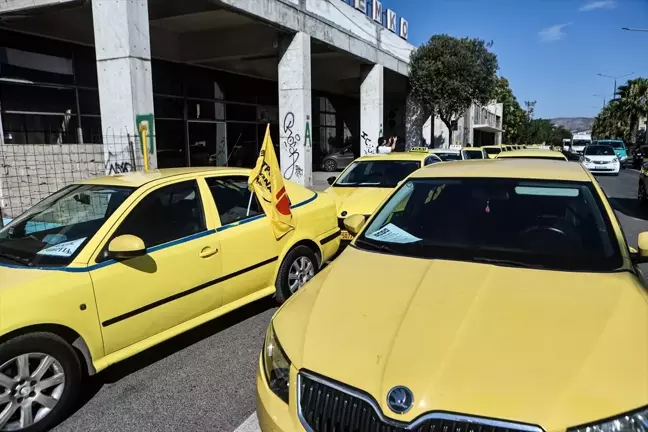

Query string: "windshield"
[[334, 160, 421, 187], [599, 141, 625, 149], [0, 184, 134, 267], [585, 146, 615, 156], [463, 150, 484, 160], [356, 178, 622, 272], [572, 139, 590, 147], [483, 147, 501, 155], [433, 152, 462, 161]]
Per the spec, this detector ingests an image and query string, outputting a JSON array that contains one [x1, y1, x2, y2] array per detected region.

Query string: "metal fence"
[[0, 133, 147, 224]]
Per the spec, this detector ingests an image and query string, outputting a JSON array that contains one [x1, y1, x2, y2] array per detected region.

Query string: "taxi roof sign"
[[449, 144, 462, 150], [409, 147, 430, 153]]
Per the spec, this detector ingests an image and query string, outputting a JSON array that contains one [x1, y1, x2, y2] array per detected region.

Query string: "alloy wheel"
[[288, 256, 315, 293], [0, 353, 66, 431], [324, 160, 336, 172]]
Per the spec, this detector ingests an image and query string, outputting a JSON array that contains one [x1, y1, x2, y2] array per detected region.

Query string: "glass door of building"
[[187, 120, 227, 167]]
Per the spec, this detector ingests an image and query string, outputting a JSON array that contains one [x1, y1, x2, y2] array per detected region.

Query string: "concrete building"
[[0, 0, 420, 196], [423, 101, 504, 148]]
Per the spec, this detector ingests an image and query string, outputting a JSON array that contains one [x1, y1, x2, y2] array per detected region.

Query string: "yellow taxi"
[[481, 145, 504, 159], [0, 167, 340, 431], [461, 147, 487, 160], [496, 148, 568, 161], [324, 149, 441, 241], [257, 159, 648, 432]]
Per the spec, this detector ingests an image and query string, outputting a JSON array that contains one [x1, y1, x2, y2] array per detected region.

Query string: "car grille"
[[298, 373, 541, 432]]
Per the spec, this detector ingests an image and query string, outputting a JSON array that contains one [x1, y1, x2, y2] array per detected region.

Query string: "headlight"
[[612, 157, 619, 163], [568, 406, 648, 432], [263, 325, 291, 403], [585, 157, 592, 162], [621, 155, 628, 160]]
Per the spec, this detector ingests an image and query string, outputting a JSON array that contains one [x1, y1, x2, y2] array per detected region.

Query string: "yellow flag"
[[249, 124, 295, 239]]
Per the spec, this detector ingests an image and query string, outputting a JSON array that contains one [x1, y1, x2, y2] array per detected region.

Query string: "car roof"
[[355, 152, 430, 162], [463, 148, 483, 152], [496, 149, 567, 160], [410, 158, 591, 181], [77, 167, 251, 187]]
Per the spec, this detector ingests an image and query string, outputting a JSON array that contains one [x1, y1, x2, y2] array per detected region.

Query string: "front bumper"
[[256, 356, 302, 432], [583, 162, 620, 173]]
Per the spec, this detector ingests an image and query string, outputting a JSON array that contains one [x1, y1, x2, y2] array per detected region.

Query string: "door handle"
[[199, 247, 219, 258]]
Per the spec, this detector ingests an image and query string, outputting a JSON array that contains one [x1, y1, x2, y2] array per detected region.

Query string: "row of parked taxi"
[[0, 144, 646, 432]]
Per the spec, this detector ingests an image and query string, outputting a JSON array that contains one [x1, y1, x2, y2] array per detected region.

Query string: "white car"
[[581, 145, 620, 175]]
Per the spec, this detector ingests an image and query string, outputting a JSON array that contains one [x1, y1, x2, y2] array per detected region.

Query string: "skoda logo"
[[387, 386, 413, 414]]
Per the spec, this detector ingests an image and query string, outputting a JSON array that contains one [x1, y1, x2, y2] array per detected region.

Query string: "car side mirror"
[[327, 176, 336, 185], [344, 214, 366, 235], [108, 235, 146, 260]]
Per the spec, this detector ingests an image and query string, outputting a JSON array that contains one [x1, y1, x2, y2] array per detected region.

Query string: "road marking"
[[233, 413, 260, 432]]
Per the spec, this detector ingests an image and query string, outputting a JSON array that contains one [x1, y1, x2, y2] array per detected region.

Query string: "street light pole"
[[622, 27, 648, 32], [593, 94, 607, 108], [597, 72, 634, 100]]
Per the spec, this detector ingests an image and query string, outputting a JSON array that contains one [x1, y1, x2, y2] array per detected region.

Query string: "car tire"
[[275, 245, 319, 304], [323, 159, 337, 172], [639, 181, 648, 205], [0, 332, 82, 432]]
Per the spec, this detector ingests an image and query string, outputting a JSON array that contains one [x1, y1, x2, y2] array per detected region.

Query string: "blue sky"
[[379, 0, 648, 119]]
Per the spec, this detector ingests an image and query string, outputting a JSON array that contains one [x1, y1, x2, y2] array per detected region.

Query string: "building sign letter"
[[371, 0, 383, 24], [386, 9, 396, 33], [399, 17, 409, 39], [353, 0, 366, 14]]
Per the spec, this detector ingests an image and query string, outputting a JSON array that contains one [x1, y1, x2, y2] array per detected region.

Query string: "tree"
[[593, 77, 648, 145], [493, 77, 526, 144], [409, 34, 499, 146]]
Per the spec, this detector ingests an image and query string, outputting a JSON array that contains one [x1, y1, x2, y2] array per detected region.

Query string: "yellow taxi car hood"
[[0, 264, 48, 291], [324, 186, 392, 217], [274, 247, 648, 430]]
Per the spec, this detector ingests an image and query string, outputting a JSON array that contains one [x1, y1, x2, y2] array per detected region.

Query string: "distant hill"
[[550, 118, 594, 133]]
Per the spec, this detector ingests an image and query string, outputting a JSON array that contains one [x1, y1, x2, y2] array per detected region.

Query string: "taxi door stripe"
[[101, 256, 279, 327], [320, 230, 341, 245]]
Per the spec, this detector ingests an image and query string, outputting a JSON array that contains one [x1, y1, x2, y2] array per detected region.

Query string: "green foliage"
[[493, 77, 526, 144], [409, 34, 499, 143], [519, 119, 572, 147], [593, 77, 648, 145]]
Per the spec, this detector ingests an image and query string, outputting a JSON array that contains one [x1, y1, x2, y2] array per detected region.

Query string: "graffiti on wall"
[[361, 131, 375, 154], [282, 112, 303, 180], [105, 151, 133, 175]]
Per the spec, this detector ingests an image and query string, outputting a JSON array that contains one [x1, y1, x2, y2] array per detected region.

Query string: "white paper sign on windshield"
[[37, 238, 86, 257], [365, 223, 422, 244]]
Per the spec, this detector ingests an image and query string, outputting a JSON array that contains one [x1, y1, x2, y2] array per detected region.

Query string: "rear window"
[[483, 147, 501, 155], [463, 150, 484, 160]]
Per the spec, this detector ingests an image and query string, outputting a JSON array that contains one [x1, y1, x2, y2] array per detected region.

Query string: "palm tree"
[[597, 78, 648, 145]]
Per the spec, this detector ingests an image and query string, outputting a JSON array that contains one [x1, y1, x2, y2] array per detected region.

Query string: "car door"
[[89, 179, 223, 355], [203, 175, 281, 305]]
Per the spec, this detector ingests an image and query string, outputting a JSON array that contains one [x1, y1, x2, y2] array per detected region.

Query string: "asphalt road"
[[51, 168, 648, 432]]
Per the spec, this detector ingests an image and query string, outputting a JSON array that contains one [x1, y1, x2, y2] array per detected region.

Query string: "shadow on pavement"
[[609, 197, 648, 221], [66, 296, 276, 421]]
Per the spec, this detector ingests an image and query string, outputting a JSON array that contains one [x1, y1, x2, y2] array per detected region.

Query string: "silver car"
[[321, 146, 354, 172]]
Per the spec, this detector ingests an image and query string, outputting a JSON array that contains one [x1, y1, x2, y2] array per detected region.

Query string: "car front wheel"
[[275, 245, 319, 303], [639, 181, 648, 205], [0, 333, 81, 432], [323, 159, 337, 172]]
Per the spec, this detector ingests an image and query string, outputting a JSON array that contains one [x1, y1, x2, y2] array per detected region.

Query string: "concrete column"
[[92, 0, 156, 173], [278, 32, 312, 187], [214, 82, 228, 166], [360, 64, 383, 155]]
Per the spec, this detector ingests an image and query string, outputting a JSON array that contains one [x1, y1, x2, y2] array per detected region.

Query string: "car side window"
[[424, 156, 440, 166], [206, 176, 263, 225], [114, 180, 206, 248]]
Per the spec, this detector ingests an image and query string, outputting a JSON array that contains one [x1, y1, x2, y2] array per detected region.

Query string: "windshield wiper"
[[0, 251, 33, 267], [472, 256, 544, 269], [355, 238, 399, 254]]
